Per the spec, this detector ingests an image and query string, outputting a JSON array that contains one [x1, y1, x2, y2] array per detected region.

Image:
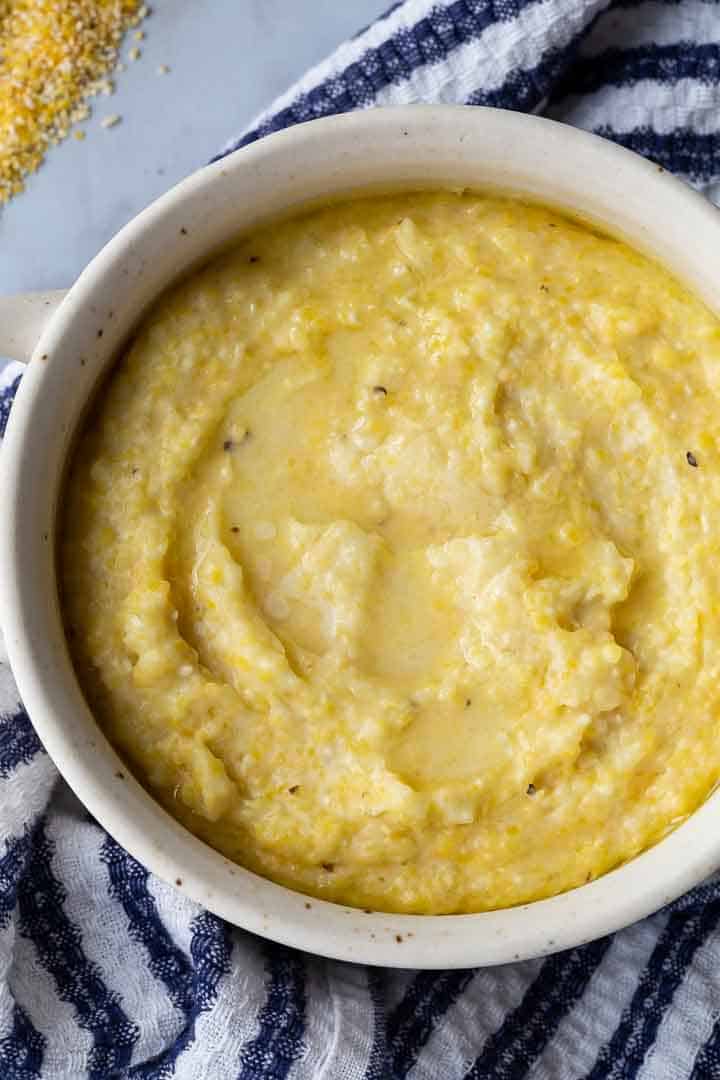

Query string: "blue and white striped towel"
[[4, 2, 720, 1076]]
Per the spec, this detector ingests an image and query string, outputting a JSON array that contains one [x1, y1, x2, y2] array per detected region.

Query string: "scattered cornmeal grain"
[[100, 113, 121, 129], [128, 45, 141, 61], [156, 64, 170, 75], [0, 0, 145, 203]]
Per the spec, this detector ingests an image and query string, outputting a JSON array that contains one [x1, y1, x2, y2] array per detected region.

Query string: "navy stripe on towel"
[[236, 942, 307, 1080], [100, 835, 194, 1014], [465, 0, 612, 112], [129, 910, 233, 1079], [0, 829, 35, 931], [364, 969, 390, 1080], [388, 970, 475, 1079], [666, 881, 720, 915], [465, 937, 612, 1080], [691, 1015, 720, 1079], [585, 899, 720, 1080], [553, 42, 720, 102], [17, 821, 139, 1079], [467, 43, 583, 112], [215, 0, 541, 156], [0, 828, 47, 1076], [0, 375, 21, 438], [0, 710, 43, 780], [0, 1004, 46, 1080], [595, 126, 720, 181]]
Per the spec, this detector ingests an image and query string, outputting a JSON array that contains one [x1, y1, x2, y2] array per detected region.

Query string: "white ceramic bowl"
[[3, 106, 720, 970]]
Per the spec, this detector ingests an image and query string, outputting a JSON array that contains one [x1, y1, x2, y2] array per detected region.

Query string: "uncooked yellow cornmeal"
[[0, 0, 144, 202], [62, 193, 720, 914]]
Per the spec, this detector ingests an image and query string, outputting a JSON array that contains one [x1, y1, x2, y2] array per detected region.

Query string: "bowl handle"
[[0, 290, 68, 363]]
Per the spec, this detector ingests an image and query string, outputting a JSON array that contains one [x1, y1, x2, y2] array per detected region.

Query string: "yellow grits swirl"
[[61, 192, 720, 914]]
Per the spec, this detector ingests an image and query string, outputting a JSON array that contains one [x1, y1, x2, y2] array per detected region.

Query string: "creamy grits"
[[61, 193, 720, 914]]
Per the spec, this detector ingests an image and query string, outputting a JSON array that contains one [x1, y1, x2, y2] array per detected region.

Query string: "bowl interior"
[[4, 106, 720, 968]]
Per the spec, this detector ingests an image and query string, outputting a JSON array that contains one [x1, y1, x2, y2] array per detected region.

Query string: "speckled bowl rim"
[[3, 106, 720, 969]]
